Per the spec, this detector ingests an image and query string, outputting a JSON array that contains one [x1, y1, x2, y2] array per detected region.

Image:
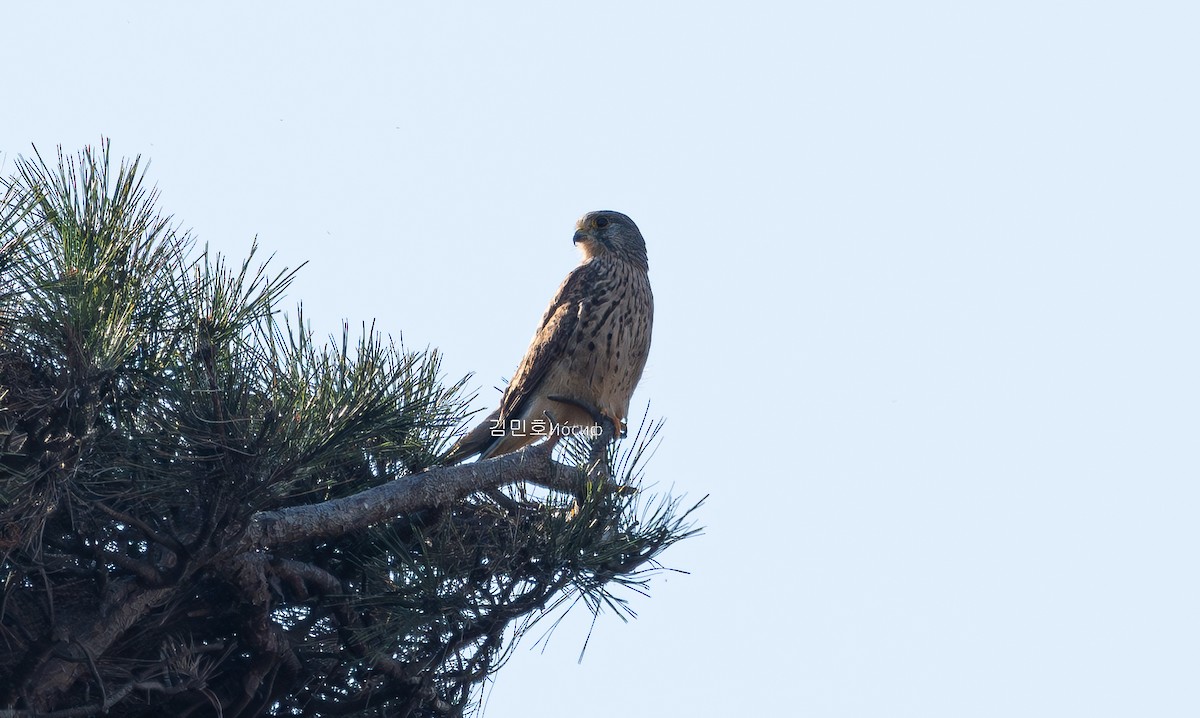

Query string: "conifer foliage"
[[0, 142, 699, 716]]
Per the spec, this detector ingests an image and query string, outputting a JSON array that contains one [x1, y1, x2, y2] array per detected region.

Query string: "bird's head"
[[572, 210, 648, 269]]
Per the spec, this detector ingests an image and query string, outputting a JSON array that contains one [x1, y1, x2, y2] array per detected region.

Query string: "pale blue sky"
[[5, 2, 1199, 716]]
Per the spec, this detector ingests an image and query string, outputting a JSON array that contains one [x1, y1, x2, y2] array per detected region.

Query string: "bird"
[[444, 210, 654, 464]]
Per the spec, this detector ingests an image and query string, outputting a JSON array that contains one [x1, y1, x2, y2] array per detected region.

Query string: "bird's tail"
[[441, 407, 503, 465]]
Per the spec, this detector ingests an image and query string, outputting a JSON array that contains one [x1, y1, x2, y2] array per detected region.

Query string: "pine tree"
[[0, 142, 700, 716]]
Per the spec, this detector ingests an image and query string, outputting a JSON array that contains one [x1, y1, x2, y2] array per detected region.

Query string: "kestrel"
[[445, 210, 653, 463]]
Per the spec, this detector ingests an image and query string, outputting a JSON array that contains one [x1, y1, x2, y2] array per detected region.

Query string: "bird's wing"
[[497, 261, 596, 425], [442, 261, 597, 465]]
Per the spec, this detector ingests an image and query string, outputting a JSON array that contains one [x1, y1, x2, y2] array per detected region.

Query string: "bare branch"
[[0, 677, 194, 718], [17, 581, 176, 710], [244, 439, 591, 550], [93, 500, 185, 555]]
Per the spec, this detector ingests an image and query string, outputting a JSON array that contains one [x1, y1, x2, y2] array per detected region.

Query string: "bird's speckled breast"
[[563, 257, 653, 422]]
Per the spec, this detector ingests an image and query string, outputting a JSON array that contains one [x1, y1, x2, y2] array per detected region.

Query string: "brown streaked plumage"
[[445, 210, 653, 464]]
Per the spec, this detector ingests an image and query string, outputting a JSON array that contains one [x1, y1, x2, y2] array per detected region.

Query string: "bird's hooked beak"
[[572, 229, 589, 245]]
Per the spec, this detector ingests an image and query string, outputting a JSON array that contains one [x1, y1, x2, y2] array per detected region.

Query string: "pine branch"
[[0, 140, 701, 717], [244, 439, 591, 550]]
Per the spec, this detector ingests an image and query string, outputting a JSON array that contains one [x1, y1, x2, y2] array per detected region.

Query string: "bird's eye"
[[595, 216, 609, 229]]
